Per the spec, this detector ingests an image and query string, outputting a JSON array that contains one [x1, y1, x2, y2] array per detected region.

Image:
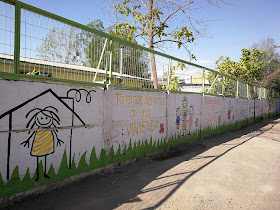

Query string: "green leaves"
[[215, 48, 264, 84], [114, 22, 136, 41], [174, 27, 194, 44], [177, 62, 185, 70], [113, 4, 132, 17], [113, 1, 195, 53], [166, 62, 185, 91]]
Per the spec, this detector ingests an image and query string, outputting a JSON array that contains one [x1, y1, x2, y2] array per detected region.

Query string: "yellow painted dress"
[[31, 131, 54, 157]]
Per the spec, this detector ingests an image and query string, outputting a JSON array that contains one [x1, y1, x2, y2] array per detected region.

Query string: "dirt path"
[[7, 117, 280, 210]]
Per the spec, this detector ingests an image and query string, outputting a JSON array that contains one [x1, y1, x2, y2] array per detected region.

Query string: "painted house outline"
[[0, 88, 86, 180]]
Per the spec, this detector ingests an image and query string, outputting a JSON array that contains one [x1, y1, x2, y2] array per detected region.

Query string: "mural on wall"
[[202, 96, 223, 129], [227, 101, 234, 120], [111, 91, 166, 154], [176, 107, 181, 129], [218, 115, 222, 124], [159, 123, 164, 133], [114, 92, 165, 138], [21, 106, 64, 181], [176, 96, 198, 135], [0, 88, 95, 181], [182, 96, 188, 131], [188, 105, 194, 135], [194, 117, 199, 127], [0, 79, 278, 198]]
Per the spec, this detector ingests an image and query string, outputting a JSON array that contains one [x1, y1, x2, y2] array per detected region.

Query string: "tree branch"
[[139, 0, 149, 9], [153, 39, 181, 45], [152, 1, 193, 37]]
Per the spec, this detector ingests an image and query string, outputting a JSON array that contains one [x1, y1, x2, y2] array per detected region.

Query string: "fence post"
[[222, 75, 225, 96], [14, 2, 21, 74], [109, 39, 113, 85], [202, 69, 205, 96], [93, 38, 108, 83], [247, 84, 249, 99], [167, 58, 171, 91], [236, 80, 239, 98], [207, 74, 219, 94], [253, 86, 256, 122], [119, 47, 123, 76]]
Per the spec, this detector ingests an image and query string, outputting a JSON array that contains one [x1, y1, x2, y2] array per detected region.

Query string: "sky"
[[19, 0, 280, 69]]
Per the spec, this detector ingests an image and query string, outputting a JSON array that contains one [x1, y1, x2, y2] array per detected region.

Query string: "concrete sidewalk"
[[7, 117, 280, 209]]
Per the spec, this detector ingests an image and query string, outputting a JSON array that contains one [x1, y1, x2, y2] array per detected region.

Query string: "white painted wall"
[[0, 79, 104, 181], [111, 89, 167, 153], [201, 96, 224, 129], [223, 97, 237, 125], [167, 94, 202, 136]]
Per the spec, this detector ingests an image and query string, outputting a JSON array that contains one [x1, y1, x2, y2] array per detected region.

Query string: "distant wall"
[[0, 78, 279, 198]]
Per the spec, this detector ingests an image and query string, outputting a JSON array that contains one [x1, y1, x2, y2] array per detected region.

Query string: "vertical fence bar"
[[93, 38, 108, 83], [109, 39, 113, 85], [202, 69, 205, 95], [222, 75, 225, 96], [253, 86, 256, 122], [247, 84, 249, 99], [236, 80, 239, 98], [167, 58, 171, 91], [14, 2, 21, 74], [119, 47, 123, 76]]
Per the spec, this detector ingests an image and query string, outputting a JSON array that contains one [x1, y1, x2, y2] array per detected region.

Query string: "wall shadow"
[[8, 116, 279, 210]]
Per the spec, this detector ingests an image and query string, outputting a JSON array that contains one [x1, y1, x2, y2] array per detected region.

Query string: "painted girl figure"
[[21, 106, 64, 181], [176, 107, 181, 129], [188, 105, 194, 135], [182, 97, 188, 131]]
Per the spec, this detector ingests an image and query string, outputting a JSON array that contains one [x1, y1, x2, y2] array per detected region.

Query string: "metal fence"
[[0, 0, 271, 98]]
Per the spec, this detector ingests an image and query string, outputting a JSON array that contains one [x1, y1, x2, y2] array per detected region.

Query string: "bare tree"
[[251, 37, 280, 77], [252, 37, 280, 96], [37, 27, 82, 64]]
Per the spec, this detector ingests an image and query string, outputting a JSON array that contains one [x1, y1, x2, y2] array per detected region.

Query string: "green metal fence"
[[0, 0, 271, 98]]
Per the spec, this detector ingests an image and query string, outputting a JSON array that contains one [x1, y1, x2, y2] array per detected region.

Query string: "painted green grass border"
[[0, 134, 193, 198]]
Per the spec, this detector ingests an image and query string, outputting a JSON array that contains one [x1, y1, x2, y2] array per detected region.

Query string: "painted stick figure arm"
[[20, 131, 36, 148], [52, 130, 64, 147]]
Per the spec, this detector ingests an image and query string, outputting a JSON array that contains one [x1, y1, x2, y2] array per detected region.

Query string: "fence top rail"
[[2, 0, 16, 5], [0, 0, 266, 90]]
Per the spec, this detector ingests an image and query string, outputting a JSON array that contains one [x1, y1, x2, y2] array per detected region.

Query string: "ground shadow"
[[7, 116, 279, 210]]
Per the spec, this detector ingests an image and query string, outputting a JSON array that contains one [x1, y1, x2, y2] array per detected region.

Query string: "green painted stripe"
[[170, 90, 203, 95], [112, 85, 167, 93], [0, 72, 272, 99], [0, 72, 20, 80], [204, 93, 225, 97], [0, 72, 105, 88]]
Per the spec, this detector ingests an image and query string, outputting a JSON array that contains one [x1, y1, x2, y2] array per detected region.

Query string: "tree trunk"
[[150, 51, 158, 89], [149, 0, 158, 89]]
